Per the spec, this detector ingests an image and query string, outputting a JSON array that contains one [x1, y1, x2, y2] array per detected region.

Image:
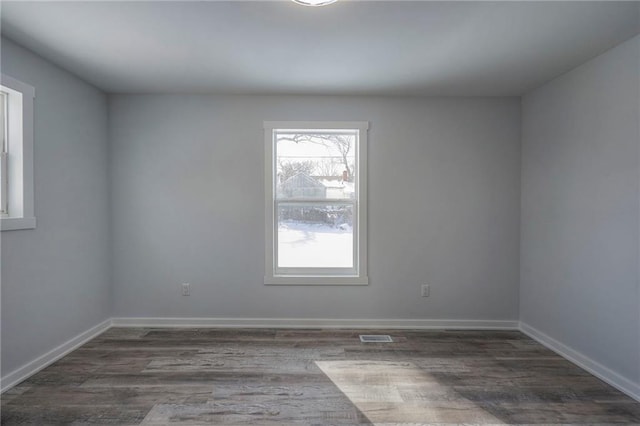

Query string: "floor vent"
[[359, 335, 393, 343]]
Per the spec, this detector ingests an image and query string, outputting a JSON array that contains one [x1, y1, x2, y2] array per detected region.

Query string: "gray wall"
[[3, 28, 639, 396], [110, 95, 521, 320], [521, 35, 640, 384], [0, 38, 111, 375]]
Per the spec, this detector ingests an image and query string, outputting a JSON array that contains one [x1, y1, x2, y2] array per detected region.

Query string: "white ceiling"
[[1, 1, 638, 96]]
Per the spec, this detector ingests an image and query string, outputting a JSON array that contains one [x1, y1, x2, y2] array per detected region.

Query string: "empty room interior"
[[1, 0, 639, 424]]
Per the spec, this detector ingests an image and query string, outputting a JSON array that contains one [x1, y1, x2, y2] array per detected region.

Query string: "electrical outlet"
[[181, 283, 190, 296], [421, 284, 430, 297]]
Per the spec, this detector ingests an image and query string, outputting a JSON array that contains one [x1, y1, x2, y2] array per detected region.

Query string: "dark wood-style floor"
[[2, 328, 640, 425]]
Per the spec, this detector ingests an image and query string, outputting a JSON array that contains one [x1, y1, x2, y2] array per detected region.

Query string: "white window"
[[264, 121, 368, 285], [1, 91, 7, 216], [1, 75, 36, 231]]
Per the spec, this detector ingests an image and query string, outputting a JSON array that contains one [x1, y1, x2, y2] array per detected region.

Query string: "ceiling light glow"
[[292, 0, 338, 6]]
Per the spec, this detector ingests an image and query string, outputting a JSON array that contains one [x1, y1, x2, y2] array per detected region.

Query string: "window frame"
[[264, 121, 369, 286], [1, 91, 8, 216], [1, 74, 36, 231]]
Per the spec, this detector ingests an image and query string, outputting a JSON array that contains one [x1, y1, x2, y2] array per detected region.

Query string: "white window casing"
[[1, 92, 7, 216], [264, 121, 368, 285], [1, 74, 36, 231]]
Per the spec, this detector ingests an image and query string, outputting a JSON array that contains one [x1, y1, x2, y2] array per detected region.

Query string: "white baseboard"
[[111, 317, 519, 330], [0, 318, 112, 393], [519, 322, 640, 403]]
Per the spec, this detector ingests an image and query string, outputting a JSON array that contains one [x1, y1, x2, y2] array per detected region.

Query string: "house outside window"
[[264, 121, 368, 285]]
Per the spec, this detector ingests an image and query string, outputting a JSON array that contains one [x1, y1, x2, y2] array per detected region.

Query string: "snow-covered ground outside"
[[278, 220, 353, 268]]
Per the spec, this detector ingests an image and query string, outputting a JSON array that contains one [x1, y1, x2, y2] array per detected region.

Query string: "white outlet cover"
[[421, 285, 430, 297]]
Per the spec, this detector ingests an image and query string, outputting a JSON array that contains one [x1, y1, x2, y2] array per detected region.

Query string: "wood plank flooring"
[[2, 328, 640, 425]]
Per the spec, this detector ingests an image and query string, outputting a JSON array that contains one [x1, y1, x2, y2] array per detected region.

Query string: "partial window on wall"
[[1, 75, 36, 231], [264, 121, 368, 285], [1, 91, 7, 215]]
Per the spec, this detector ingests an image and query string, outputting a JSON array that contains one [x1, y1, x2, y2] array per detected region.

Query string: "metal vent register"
[[359, 335, 393, 343]]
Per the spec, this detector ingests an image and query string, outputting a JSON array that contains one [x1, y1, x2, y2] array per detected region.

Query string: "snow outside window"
[[264, 122, 368, 285]]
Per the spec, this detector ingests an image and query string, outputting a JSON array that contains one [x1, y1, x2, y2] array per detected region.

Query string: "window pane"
[[277, 204, 353, 268], [276, 131, 356, 200]]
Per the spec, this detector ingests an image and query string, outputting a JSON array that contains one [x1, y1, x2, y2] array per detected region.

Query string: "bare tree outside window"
[[276, 133, 355, 182], [278, 159, 315, 182]]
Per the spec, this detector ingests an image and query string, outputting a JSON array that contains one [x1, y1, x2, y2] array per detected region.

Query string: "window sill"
[[265, 276, 369, 286], [1, 216, 36, 231]]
